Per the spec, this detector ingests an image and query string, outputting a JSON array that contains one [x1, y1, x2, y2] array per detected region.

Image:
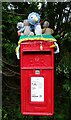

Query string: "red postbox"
[[20, 39, 54, 116]]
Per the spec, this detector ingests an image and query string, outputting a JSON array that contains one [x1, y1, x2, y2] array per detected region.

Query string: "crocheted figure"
[[42, 21, 59, 54], [28, 12, 42, 35], [17, 22, 24, 36], [42, 21, 54, 35], [23, 19, 34, 36]]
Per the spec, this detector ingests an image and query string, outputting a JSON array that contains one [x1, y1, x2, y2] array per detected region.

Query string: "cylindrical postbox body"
[[20, 40, 54, 116]]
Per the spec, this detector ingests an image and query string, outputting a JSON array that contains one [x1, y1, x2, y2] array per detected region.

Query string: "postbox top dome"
[[18, 34, 57, 45]]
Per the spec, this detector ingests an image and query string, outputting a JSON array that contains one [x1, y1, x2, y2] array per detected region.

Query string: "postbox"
[[20, 38, 54, 116]]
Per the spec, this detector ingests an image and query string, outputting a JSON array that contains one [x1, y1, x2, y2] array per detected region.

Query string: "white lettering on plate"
[[31, 77, 44, 102]]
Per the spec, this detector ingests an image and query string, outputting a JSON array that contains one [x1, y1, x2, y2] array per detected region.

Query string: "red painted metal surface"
[[20, 40, 54, 116]]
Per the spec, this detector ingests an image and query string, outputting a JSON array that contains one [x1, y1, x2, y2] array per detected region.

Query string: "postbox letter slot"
[[23, 51, 51, 55]]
